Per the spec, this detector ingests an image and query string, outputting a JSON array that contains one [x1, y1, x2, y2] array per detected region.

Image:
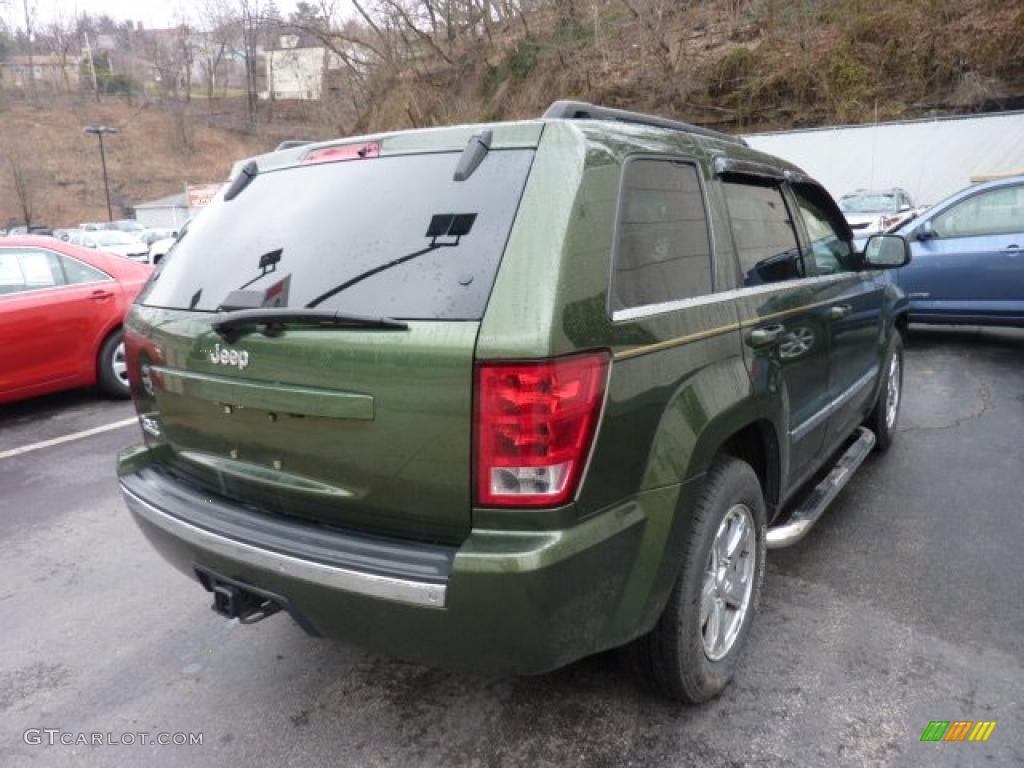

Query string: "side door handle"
[[746, 324, 786, 349], [1001, 244, 1020, 254], [827, 304, 853, 320], [90, 288, 114, 301]]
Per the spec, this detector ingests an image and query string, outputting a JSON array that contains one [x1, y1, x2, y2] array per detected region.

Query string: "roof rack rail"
[[542, 100, 748, 147]]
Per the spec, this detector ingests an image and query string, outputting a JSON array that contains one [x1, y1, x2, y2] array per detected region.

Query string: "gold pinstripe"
[[613, 322, 740, 360], [613, 297, 842, 361]]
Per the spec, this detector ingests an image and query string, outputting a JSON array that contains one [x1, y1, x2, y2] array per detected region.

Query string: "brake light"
[[475, 351, 610, 508], [302, 142, 380, 165]]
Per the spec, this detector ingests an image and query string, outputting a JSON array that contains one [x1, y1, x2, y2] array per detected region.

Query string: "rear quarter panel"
[[479, 123, 780, 514]]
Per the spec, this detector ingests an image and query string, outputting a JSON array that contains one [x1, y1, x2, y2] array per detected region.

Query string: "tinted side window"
[[612, 158, 713, 312], [723, 181, 803, 287], [792, 185, 856, 275], [932, 185, 1024, 238], [60, 254, 111, 284]]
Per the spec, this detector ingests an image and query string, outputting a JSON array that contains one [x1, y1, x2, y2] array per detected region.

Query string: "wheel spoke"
[[715, 523, 731, 564], [705, 599, 723, 651], [721, 575, 746, 608], [725, 515, 747, 559], [700, 575, 715, 626]]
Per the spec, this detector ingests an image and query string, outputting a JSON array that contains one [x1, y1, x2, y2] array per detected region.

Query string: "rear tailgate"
[[132, 310, 477, 542], [127, 125, 540, 544]]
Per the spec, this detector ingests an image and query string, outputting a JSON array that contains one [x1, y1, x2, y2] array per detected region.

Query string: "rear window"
[[140, 149, 535, 320]]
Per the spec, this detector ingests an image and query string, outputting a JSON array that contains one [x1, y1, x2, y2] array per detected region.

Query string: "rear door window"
[[60, 254, 111, 284], [722, 180, 805, 286], [140, 150, 535, 320], [611, 157, 713, 313]]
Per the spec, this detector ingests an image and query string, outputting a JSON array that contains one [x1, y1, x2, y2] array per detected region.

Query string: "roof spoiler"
[[542, 100, 748, 147]]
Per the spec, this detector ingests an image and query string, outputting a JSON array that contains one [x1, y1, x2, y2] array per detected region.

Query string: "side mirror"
[[863, 234, 911, 269]]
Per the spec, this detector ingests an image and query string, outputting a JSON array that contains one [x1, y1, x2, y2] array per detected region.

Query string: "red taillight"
[[302, 142, 380, 165], [475, 351, 611, 508]]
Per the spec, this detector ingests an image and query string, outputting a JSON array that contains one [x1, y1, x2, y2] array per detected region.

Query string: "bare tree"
[[4, 146, 37, 226], [197, 0, 234, 107], [45, 1, 77, 94], [175, 10, 195, 103], [21, 0, 36, 99], [238, 0, 264, 129]]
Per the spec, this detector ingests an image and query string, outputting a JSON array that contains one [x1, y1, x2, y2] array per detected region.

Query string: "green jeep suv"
[[118, 101, 910, 702]]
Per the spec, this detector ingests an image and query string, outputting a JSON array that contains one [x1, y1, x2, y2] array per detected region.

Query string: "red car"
[[0, 237, 152, 405]]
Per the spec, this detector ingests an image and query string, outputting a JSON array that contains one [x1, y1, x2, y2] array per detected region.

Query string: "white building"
[[134, 193, 190, 229], [264, 35, 338, 101], [743, 111, 1024, 206]]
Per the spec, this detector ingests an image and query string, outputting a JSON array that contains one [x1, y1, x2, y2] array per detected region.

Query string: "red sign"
[[187, 183, 224, 209]]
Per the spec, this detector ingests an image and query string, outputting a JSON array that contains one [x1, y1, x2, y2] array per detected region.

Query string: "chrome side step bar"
[[766, 427, 876, 549]]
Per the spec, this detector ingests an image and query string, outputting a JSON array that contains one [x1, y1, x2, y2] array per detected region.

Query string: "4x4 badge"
[[208, 343, 250, 371]]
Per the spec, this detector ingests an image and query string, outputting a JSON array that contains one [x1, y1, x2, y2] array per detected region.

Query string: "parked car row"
[[9, 219, 182, 265], [2, 102, 1021, 706]]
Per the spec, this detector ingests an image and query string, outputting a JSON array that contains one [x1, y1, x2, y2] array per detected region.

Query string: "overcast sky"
[[7, 0, 304, 30]]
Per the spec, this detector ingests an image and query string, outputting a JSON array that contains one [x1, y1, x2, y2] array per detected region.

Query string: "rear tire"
[[97, 330, 130, 399], [866, 332, 903, 452], [629, 456, 766, 703]]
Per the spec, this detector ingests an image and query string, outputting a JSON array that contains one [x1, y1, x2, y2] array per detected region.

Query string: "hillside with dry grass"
[[1, 0, 1022, 228], [356, 0, 1024, 133], [0, 100, 270, 229]]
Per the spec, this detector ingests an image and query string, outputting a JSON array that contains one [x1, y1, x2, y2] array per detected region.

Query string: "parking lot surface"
[[2, 326, 1021, 767]]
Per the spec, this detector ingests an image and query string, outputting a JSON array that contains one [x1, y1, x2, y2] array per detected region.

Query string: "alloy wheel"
[[701, 503, 756, 661]]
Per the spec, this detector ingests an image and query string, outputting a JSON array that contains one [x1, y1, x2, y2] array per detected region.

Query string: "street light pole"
[[84, 126, 119, 221]]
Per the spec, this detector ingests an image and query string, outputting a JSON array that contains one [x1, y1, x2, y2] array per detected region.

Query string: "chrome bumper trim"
[[120, 484, 447, 609]]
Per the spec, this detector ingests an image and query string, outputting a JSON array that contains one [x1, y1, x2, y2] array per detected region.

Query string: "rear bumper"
[[122, 485, 447, 608], [118, 445, 687, 674]]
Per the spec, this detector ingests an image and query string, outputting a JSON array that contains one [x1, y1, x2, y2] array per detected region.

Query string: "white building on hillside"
[[263, 34, 344, 101]]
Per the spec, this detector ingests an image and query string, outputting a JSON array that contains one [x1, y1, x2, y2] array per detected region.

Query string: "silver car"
[[840, 188, 918, 237]]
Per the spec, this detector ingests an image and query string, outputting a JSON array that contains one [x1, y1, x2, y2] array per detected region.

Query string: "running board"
[[766, 427, 876, 549]]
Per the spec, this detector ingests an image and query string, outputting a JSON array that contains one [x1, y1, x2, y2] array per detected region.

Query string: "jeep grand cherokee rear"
[[119, 104, 908, 702]]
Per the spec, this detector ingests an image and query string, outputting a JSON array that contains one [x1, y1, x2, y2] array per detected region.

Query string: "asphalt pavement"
[[1, 326, 1021, 767]]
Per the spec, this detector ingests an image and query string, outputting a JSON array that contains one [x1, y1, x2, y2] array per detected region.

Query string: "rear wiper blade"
[[211, 308, 408, 340]]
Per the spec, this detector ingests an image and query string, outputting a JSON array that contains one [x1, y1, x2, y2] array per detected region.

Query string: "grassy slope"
[[2, 1, 1021, 227], [0, 99, 268, 229], [361, 0, 1024, 133]]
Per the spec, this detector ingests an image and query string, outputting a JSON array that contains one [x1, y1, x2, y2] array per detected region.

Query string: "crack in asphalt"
[[898, 351, 996, 434]]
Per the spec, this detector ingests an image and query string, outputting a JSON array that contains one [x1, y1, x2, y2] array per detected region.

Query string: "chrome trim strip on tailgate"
[[121, 484, 447, 609]]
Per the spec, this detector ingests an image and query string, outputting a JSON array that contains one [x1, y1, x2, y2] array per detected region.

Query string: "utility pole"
[[84, 126, 119, 221]]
